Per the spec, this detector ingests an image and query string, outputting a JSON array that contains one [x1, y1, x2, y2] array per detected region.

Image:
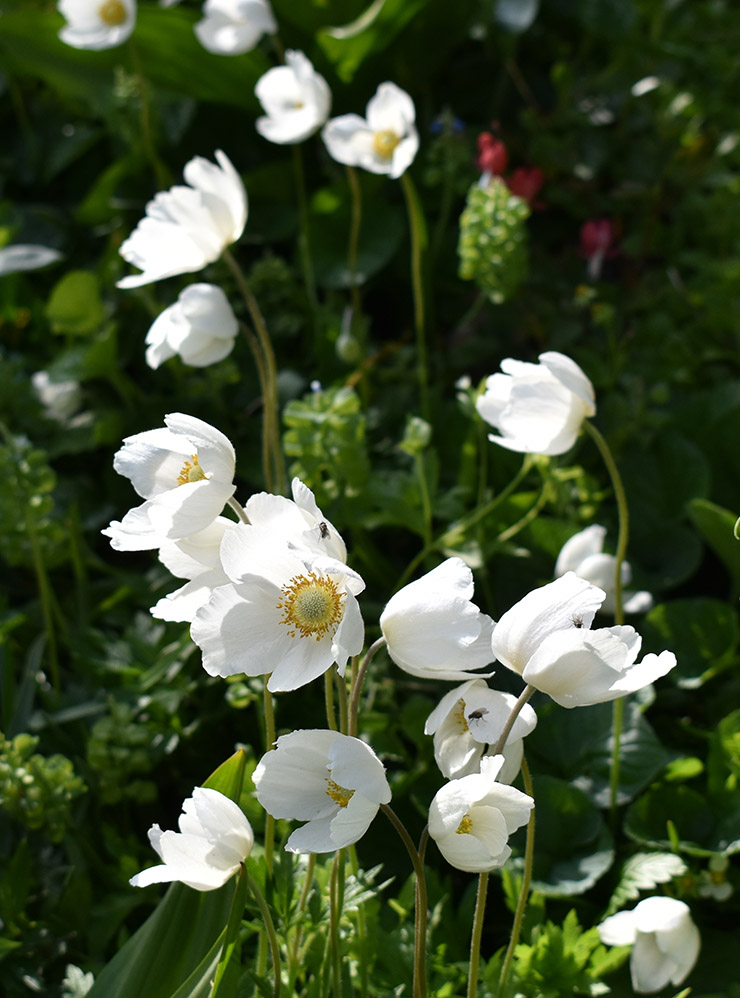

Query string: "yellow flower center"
[[98, 0, 128, 26], [326, 778, 355, 808], [277, 572, 344, 641], [453, 698, 469, 733], [456, 813, 473, 835], [177, 455, 207, 486], [373, 129, 401, 159]]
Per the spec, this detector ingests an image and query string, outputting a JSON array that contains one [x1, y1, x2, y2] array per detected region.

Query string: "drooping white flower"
[[191, 529, 364, 692], [322, 82, 419, 179], [555, 525, 653, 614], [428, 755, 533, 873], [57, 0, 136, 50], [476, 351, 596, 456], [492, 573, 676, 708], [117, 150, 247, 289], [194, 0, 276, 55], [379, 558, 495, 681], [32, 371, 83, 424], [103, 413, 236, 551], [130, 787, 254, 891], [425, 680, 537, 781], [598, 897, 700, 993], [152, 517, 234, 622], [255, 50, 331, 145], [145, 284, 238, 369], [253, 729, 391, 853]]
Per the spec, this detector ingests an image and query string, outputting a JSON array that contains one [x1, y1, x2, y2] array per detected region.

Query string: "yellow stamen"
[[373, 129, 401, 159], [277, 572, 344, 641], [98, 0, 127, 26], [326, 779, 355, 808], [177, 455, 207, 486], [456, 813, 473, 835], [453, 698, 468, 733]]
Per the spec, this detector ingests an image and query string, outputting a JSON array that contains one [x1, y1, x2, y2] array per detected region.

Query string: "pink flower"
[[580, 218, 616, 279], [476, 133, 508, 176], [506, 167, 545, 206]]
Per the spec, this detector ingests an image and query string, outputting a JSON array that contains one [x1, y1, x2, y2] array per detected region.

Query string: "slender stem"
[[247, 873, 282, 998], [467, 872, 489, 998], [227, 496, 249, 524], [292, 143, 318, 311], [26, 518, 59, 690], [583, 421, 630, 822], [414, 451, 433, 548], [336, 669, 349, 735], [287, 853, 317, 991], [238, 319, 273, 486], [329, 849, 344, 998], [263, 683, 276, 875], [325, 671, 338, 731], [127, 41, 169, 188], [400, 172, 430, 420], [346, 166, 363, 326], [381, 804, 427, 998], [494, 475, 552, 547], [498, 756, 536, 997], [492, 685, 536, 757], [348, 637, 386, 738]]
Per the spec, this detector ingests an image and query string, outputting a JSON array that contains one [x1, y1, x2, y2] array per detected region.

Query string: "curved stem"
[[27, 518, 59, 690], [583, 421, 630, 822], [414, 451, 433, 548], [346, 166, 363, 327], [467, 872, 489, 998], [400, 172, 430, 420], [247, 873, 282, 998], [227, 495, 249, 524], [348, 637, 386, 738], [381, 804, 427, 998], [492, 685, 536, 757], [498, 756, 536, 998], [325, 671, 338, 731], [329, 849, 344, 998], [292, 144, 318, 311], [263, 683, 276, 874]]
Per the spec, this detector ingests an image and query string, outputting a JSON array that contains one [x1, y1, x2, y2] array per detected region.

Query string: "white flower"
[[117, 150, 247, 289], [194, 0, 276, 55], [476, 351, 596, 456], [253, 729, 391, 853], [322, 82, 419, 179], [255, 50, 331, 145], [598, 897, 700, 993], [191, 529, 364, 692], [152, 517, 234, 622], [492, 573, 676, 708], [32, 371, 83, 424], [428, 755, 533, 873], [425, 680, 537, 781], [130, 787, 254, 891], [555, 525, 653, 614], [145, 284, 238, 369], [57, 0, 136, 50], [379, 558, 495, 680], [103, 413, 236, 551]]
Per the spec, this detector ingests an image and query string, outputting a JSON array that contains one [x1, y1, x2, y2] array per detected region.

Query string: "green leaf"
[[625, 783, 740, 856], [606, 852, 687, 915], [46, 270, 105, 336], [640, 598, 739, 688], [688, 497, 740, 597]]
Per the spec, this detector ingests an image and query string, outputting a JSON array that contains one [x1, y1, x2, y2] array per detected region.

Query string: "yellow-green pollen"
[[453, 697, 469, 733], [98, 0, 128, 25], [456, 813, 473, 835], [326, 779, 355, 808], [277, 572, 344, 641], [177, 454, 207, 486], [373, 129, 401, 159]]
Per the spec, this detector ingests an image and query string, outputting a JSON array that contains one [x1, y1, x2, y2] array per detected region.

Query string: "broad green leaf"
[[688, 497, 740, 597], [641, 598, 739, 688], [625, 783, 740, 856], [46, 271, 105, 336]]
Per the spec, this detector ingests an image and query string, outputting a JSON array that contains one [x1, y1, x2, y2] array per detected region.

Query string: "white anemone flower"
[[428, 755, 533, 873], [58, 0, 136, 50], [194, 0, 276, 55], [598, 897, 700, 993], [151, 517, 234, 623], [117, 150, 247, 289], [145, 284, 238, 369], [191, 530, 364, 692], [103, 413, 236, 551], [476, 351, 596, 456], [255, 50, 331, 145], [379, 558, 495, 680], [425, 680, 537, 781], [322, 82, 419, 179], [555, 525, 653, 614], [32, 371, 83, 424], [492, 573, 676, 708], [130, 787, 254, 891], [243, 477, 347, 564], [254, 730, 391, 853]]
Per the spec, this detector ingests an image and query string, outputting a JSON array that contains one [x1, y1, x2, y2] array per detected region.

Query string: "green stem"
[[263, 683, 276, 875], [498, 756, 536, 998], [348, 637, 386, 738], [247, 873, 282, 998], [292, 143, 318, 311], [492, 685, 536, 757], [583, 421, 630, 822], [346, 166, 363, 327], [26, 518, 59, 690], [325, 671, 338, 731], [381, 804, 427, 998], [127, 41, 169, 189], [329, 849, 344, 998], [212, 866, 249, 997], [414, 451, 433, 549], [337, 668, 349, 735], [287, 853, 316, 992], [238, 319, 273, 488], [227, 495, 249, 524], [467, 872, 489, 998], [400, 172, 430, 420]]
